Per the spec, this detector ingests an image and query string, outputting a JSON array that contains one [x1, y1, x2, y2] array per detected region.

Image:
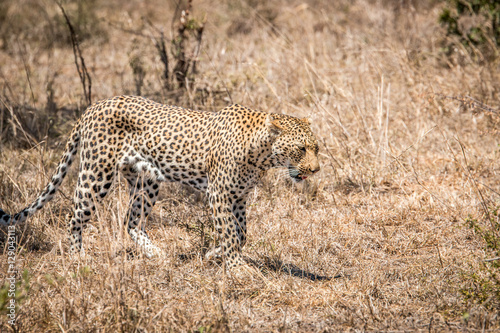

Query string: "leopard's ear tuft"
[[266, 114, 284, 136]]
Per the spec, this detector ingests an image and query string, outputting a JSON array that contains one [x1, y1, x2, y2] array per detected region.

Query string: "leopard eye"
[[299, 146, 306, 153]]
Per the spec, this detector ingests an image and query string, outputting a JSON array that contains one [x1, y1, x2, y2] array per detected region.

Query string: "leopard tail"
[[0, 120, 81, 226]]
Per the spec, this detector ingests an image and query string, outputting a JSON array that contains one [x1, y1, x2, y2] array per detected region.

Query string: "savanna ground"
[[0, 0, 499, 331]]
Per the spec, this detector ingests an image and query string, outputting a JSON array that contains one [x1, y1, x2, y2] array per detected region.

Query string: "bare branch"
[[55, 0, 92, 107]]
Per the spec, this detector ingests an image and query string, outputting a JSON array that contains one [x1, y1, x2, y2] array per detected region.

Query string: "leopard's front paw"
[[225, 251, 246, 269], [227, 255, 264, 280], [205, 247, 245, 267]]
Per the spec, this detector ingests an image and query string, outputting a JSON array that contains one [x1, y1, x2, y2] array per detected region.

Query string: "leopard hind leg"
[[69, 167, 116, 255], [122, 167, 162, 258]]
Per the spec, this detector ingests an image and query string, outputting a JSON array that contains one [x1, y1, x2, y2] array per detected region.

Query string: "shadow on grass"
[[171, 250, 341, 281], [247, 256, 341, 281]]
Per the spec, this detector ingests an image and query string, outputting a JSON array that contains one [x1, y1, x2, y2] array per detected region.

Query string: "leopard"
[[0, 95, 320, 269]]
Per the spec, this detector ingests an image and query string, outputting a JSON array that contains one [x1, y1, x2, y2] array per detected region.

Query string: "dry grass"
[[1, 0, 499, 331]]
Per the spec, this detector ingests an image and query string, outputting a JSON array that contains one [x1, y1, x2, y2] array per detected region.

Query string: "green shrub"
[[439, 0, 500, 61], [461, 207, 500, 310]]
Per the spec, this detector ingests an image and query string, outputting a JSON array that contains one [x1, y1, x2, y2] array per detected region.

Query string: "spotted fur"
[[0, 96, 320, 268]]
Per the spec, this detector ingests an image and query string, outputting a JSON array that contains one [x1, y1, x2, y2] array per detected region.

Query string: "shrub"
[[0, 0, 106, 51], [461, 207, 500, 310], [439, 0, 500, 61]]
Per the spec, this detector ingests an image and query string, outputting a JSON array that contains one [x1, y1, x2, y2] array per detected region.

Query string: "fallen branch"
[[484, 257, 500, 262]]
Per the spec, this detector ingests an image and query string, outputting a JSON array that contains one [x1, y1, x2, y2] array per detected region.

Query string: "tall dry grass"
[[0, 0, 499, 331]]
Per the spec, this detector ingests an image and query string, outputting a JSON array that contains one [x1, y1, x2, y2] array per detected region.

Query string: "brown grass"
[[1, 0, 499, 331]]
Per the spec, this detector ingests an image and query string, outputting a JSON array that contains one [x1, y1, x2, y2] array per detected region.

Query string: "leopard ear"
[[266, 114, 284, 136], [301, 117, 310, 125]]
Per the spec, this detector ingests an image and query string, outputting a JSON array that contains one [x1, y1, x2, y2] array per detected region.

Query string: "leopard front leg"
[[232, 197, 247, 248], [207, 190, 245, 269]]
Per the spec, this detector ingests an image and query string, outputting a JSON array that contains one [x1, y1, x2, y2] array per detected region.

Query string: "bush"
[[439, 0, 500, 61], [461, 207, 500, 310], [0, 0, 106, 51]]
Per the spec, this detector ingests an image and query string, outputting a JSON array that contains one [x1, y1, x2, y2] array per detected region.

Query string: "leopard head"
[[266, 114, 320, 182]]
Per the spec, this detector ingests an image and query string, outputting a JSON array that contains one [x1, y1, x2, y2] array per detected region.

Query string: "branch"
[[432, 93, 499, 115], [484, 257, 500, 262], [56, 1, 92, 107]]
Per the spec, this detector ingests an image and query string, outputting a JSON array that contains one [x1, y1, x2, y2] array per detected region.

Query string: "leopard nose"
[[310, 166, 320, 174]]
